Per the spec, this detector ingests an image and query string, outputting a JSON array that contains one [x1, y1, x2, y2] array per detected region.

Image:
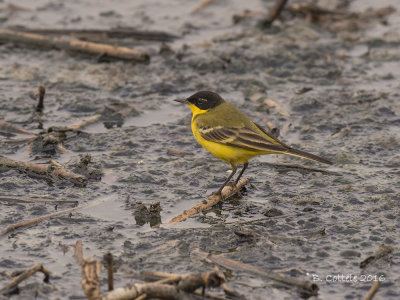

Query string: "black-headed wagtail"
[[175, 91, 332, 195]]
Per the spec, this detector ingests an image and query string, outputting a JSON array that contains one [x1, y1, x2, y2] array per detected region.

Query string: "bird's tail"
[[285, 148, 333, 165]]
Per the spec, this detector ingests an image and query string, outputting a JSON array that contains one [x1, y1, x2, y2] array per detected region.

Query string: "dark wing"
[[253, 122, 290, 147], [197, 120, 333, 164], [197, 123, 289, 153]]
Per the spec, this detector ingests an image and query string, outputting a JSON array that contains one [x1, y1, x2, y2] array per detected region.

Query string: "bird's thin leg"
[[235, 162, 248, 184], [217, 166, 237, 195]]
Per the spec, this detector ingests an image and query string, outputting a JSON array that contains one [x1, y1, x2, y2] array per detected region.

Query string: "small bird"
[[175, 91, 332, 195]]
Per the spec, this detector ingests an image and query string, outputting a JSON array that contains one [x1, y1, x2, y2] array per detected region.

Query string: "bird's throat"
[[188, 103, 208, 117]]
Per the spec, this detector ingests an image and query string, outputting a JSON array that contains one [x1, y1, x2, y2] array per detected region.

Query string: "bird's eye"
[[198, 98, 207, 104]]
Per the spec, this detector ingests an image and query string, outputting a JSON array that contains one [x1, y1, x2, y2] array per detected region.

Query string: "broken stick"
[[263, 0, 288, 26], [0, 120, 36, 136], [12, 27, 178, 41], [363, 281, 380, 300], [0, 195, 78, 205], [68, 114, 102, 131], [73, 240, 84, 265], [0, 29, 150, 62], [0, 205, 83, 238], [0, 157, 87, 186], [0, 197, 107, 238], [36, 85, 45, 112], [195, 250, 318, 294], [360, 244, 393, 269], [191, 0, 214, 14], [0, 264, 51, 295], [104, 253, 114, 291], [82, 258, 101, 300], [101, 270, 225, 300], [168, 178, 248, 223]]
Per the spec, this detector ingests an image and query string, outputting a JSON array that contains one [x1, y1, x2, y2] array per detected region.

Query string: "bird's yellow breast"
[[189, 104, 261, 166]]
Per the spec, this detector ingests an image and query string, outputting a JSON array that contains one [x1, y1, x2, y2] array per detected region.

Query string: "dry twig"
[[226, 212, 303, 225], [191, 0, 214, 14], [166, 148, 191, 156], [360, 244, 393, 269], [168, 178, 248, 223], [0, 197, 107, 238], [0, 195, 78, 205], [0, 29, 149, 62], [0, 264, 51, 295], [104, 253, 114, 291], [36, 85, 45, 113], [12, 27, 178, 41], [0, 205, 84, 238], [363, 281, 380, 300], [263, 0, 288, 26], [289, 2, 348, 23], [73, 240, 84, 265], [68, 114, 102, 131], [0, 157, 87, 186], [82, 258, 101, 300], [0, 121, 36, 136], [263, 98, 290, 117], [195, 250, 318, 294], [222, 283, 246, 299], [259, 162, 337, 174], [101, 270, 225, 300]]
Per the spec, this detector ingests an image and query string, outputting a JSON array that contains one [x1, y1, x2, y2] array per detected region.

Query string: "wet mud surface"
[[1, 0, 400, 299]]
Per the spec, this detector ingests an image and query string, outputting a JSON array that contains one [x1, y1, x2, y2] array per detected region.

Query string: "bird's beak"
[[174, 98, 189, 104]]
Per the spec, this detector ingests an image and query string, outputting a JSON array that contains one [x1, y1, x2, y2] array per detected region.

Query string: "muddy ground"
[[0, 0, 399, 299]]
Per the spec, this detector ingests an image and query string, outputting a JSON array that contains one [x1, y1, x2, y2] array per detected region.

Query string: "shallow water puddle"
[[124, 102, 188, 127], [83, 195, 132, 222]]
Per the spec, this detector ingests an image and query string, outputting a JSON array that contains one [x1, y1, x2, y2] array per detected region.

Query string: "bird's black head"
[[186, 91, 225, 110]]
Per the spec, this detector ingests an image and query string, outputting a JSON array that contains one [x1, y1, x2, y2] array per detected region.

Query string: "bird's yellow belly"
[[192, 124, 261, 166]]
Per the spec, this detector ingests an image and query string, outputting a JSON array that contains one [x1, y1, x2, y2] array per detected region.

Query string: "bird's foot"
[[211, 182, 240, 200]]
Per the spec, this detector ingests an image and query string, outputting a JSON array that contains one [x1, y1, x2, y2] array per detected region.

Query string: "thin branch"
[[11, 27, 178, 41], [363, 281, 380, 300], [0, 120, 36, 136], [104, 253, 114, 291], [0, 264, 52, 294], [0, 157, 87, 186], [68, 114, 102, 131], [168, 178, 248, 223], [167, 148, 191, 156], [360, 244, 393, 269], [0, 195, 78, 205], [0, 200, 101, 238], [36, 85, 45, 113], [259, 162, 338, 174], [0, 29, 150, 62], [73, 240, 84, 265], [191, 0, 214, 14], [263, 0, 288, 26], [225, 212, 304, 225], [82, 258, 101, 300], [101, 270, 225, 300], [195, 250, 318, 294]]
